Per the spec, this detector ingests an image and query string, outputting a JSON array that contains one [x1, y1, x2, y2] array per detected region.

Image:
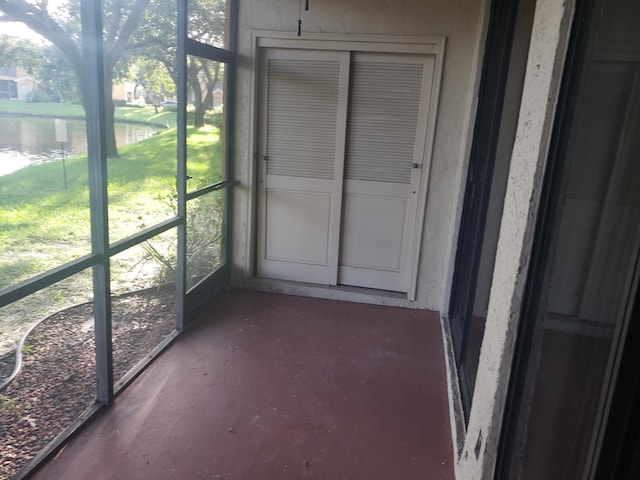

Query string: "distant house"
[[0, 67, 38, 101], [112, 81, 136, 103], [213, 86, 223, 108], [186, 80, 223, 109]]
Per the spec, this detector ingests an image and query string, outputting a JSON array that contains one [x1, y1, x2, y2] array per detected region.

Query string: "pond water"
[[0, 115, 160, 176]]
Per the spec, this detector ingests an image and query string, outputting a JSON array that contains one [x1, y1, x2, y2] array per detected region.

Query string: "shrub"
[[138, 191, 223, 288], [30, 90, 51, 103], [210, 106, 224, 129]]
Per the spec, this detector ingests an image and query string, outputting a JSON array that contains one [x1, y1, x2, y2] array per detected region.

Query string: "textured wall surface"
[[231, 0, 488, 311]]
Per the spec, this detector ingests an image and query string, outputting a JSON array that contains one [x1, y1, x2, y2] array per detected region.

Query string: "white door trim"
[[246, 32, 446, 301]]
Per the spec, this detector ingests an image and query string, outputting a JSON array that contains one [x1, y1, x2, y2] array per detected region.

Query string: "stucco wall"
[[232, 0, 489, 310]]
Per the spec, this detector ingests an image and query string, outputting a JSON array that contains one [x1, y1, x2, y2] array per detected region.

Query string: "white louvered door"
[[339, 53, 434, 291], [258, 48, 435, 292], [257, 48, 350, 284]]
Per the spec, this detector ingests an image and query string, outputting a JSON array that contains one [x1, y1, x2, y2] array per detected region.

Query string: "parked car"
[[160, 100, 177, 107]]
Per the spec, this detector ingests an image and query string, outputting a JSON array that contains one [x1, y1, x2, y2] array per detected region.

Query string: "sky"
[[5, 22, 47, 41], [2, 0, 66, 42]]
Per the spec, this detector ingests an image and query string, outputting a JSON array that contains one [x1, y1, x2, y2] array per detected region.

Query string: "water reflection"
[[0, 116, 159, 175]]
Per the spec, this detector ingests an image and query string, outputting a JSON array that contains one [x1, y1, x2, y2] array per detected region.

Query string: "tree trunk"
[[194, 104, 207, 128], [103, 64, 119, 158]]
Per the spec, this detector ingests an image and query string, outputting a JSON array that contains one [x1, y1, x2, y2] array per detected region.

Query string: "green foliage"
[[0, 394, 17, 411], [0, 101, 176, 126], [185, 191, 224, 288], [21, 344, 35, 355], [113, 99, 128, 107], [31, 90, 51, 102], [38, 45, 80, 103], [136, 190, 224, 288], [0, 123, 222, 290], [0, 34, 42, 75], [122, 57, 176, 108], [210, 106, 224, 129], [0, 35, 80, 103]]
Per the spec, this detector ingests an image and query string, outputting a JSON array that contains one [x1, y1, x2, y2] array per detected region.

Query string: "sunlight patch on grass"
[[0, 100, 177, 127], [0, 125, 221, 289]]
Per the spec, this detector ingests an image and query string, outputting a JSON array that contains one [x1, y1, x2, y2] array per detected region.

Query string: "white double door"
[[257, 47, 435, 293]]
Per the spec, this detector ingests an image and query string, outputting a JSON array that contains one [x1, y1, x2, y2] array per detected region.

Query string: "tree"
[[0, 0, 228, 151], [0, 33, 42, 74], [132, 0, 227, 128], [39, 45, 80, 102], [0, 34, 78, 102], [188, 57, 222, 128], [0, 0, 154, 157], [124, 57, 175, 112], [185, 0, 226, 127]]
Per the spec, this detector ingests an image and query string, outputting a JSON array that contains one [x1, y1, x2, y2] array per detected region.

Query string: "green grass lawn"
[[1, 103, 222, 348], [0, 124, 221, 290], [0, 100, 177, 127]]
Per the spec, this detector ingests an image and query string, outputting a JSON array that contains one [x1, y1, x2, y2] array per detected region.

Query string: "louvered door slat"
[[266, 59, 340, 179], [345, 62, 424, 184]]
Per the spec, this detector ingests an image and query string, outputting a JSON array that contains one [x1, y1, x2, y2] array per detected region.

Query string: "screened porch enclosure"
[[4, 0, 640, 479], [0, 0, 235, 477]]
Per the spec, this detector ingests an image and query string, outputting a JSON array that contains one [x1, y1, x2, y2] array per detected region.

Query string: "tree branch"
[[110, 0, 150, 65], [0, 0, 83, 95], [105, 0, 124, 48]]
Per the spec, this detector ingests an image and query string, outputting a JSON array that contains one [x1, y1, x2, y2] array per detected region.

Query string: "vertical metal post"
[[81, 0, 113, 405], [61, 143, 68, 189], [224, 0, 238, 281], [175, 0, 188, 331]]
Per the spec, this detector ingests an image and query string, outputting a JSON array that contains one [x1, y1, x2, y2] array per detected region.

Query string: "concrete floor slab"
[[31, 290, 453, 480]]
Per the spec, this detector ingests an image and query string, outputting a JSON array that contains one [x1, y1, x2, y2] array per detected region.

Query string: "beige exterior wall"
[[112, 82, 135, 102], [1, 68, 37, 101], [232, 0, 490, 311], [15, 77, 38, 101]]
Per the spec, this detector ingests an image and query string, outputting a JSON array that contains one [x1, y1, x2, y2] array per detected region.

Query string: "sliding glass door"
[[497, 0, 640, 477]]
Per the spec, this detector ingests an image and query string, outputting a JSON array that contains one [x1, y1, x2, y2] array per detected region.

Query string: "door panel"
[[338, 53, 434, 292], [257, 48, 349, 285], [265, 189, 331, 261], [339, 182, 409, 290]]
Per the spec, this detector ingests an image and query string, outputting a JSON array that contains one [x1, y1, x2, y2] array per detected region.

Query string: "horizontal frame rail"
[[109, 217, 182, 256], [0, 254, 98, 308], [186, 179, 238, 201], [185, 38, 235, 63]]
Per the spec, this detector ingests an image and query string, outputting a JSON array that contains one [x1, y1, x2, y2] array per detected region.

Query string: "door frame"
[[177, 1, 238, 320], [247, 33, 445, 301], [447, 0, 521, 418]]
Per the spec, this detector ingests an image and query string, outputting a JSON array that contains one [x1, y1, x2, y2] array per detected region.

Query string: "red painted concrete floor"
[[31, 290, 454, 480]]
